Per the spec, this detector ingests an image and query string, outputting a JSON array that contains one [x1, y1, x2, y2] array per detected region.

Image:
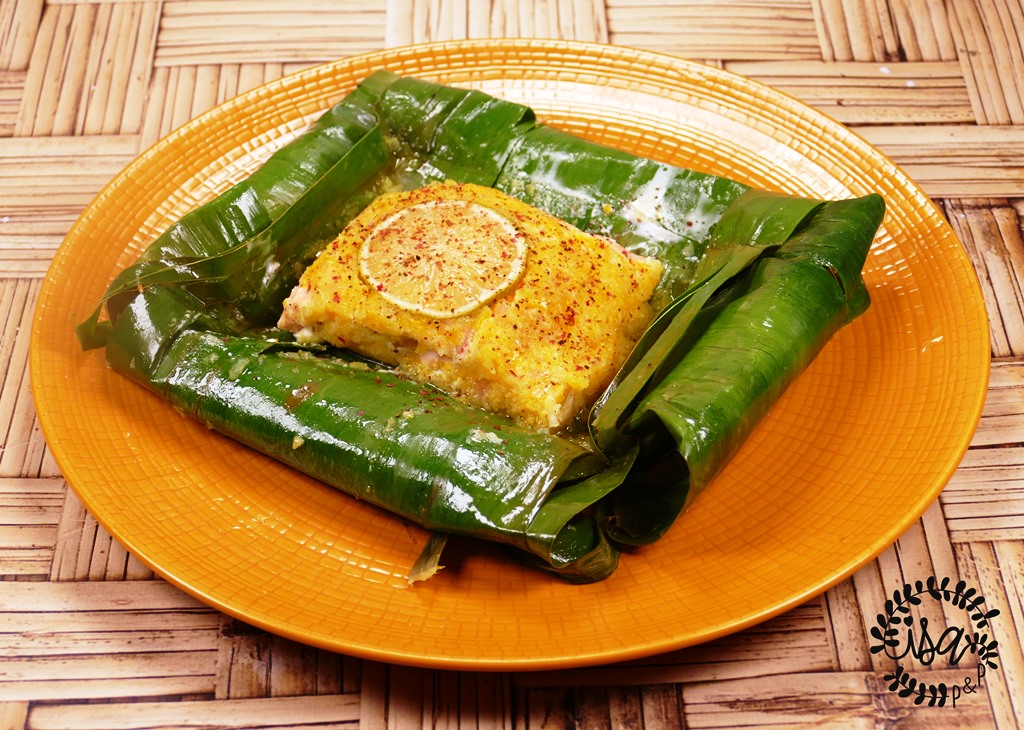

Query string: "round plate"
[[30, 40, 989, 670]]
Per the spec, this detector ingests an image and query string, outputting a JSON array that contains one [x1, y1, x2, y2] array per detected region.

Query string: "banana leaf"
[[378, 76, 536, 187], [75, 70, 402, 349], [105, 282, 627, 582], [77, 70, 885, 582], [594, 191, 883, 545]]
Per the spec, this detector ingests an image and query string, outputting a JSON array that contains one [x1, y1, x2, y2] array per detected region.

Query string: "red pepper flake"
[[332, 292, 340, 303]]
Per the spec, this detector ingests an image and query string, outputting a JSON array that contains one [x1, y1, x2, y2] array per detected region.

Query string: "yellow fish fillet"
[[278, 181, 663, 431]]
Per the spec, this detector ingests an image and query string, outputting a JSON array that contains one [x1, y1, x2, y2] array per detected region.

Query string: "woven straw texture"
[[2, 1, 1023, 729]]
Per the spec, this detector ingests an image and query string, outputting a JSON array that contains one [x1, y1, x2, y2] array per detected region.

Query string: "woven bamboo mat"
[[2, 1, 1023, 728]]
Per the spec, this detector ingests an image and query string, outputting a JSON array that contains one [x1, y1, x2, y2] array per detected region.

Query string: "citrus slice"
[[359, 198, 528, 319]]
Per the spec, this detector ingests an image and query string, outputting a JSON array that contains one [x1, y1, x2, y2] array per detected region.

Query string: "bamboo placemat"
[[1, 1, 1022, 728]]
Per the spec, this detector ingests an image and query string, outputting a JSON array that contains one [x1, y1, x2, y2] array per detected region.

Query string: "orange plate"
[[30, 40, 989, 670]]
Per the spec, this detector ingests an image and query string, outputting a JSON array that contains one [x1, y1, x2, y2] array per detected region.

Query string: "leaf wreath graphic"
[[869, 575, 1001, 708], [869, 576, 1001, 670], [882, 665, 950, 707]]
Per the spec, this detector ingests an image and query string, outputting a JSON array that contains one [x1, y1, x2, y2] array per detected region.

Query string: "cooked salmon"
[[278, 181, 663, 431]]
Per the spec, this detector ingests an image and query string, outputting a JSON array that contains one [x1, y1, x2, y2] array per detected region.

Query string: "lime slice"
[[359, 199, 528, 319]]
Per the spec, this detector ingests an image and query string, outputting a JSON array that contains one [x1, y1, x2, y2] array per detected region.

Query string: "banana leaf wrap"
[[591, 191, 884, 544], [77, 70, 885, 582]]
